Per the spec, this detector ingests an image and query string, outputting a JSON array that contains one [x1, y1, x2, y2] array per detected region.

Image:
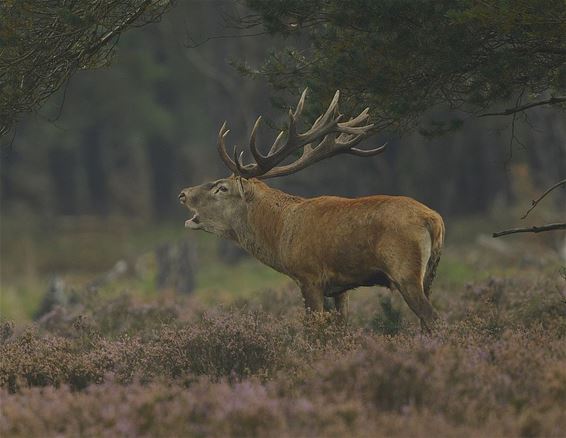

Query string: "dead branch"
[[521, 178, 566, 219], [479, 96, 566, 117], [493, 223, 566, 238]]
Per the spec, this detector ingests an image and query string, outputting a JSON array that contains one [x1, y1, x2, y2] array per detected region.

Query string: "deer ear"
[[236, 177, 253, 202]]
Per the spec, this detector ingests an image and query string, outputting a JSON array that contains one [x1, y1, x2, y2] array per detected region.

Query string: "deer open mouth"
[[185, 211, 203, 230]]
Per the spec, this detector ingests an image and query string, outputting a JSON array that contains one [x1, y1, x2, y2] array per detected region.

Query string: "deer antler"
[[217, 89, 386, 179]]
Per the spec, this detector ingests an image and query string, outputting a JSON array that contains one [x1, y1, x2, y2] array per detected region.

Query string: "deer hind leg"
[[334, 291, 349, 320], [396, 279, 439, 332], [323, 297, 335, 312], [382, 232, 439, 331]]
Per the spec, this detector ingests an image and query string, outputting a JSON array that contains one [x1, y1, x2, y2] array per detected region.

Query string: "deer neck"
[[232, 184, 301, 272]]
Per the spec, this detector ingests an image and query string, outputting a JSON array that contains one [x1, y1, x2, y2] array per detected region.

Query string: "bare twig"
[[185, 31, 270, 49], [521, 179, 566, 219], [493, 223, 566, 238], [479, 96, 566, 117], [503, 89, 525, 166]]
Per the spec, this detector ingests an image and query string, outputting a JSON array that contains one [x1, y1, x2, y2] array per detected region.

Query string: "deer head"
[[178, 176, 253, 239], [179, 89, 386, 238]]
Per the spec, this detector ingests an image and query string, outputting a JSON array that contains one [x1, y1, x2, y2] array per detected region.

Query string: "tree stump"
[[155, 239, 196, 294]]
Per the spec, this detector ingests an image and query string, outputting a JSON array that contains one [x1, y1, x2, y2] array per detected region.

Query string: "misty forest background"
[[2, 0, 565, 219], [1, 0, 565, 317]]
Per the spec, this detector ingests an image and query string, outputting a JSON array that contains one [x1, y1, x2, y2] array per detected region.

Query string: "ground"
[[1, 216, 565, 437]]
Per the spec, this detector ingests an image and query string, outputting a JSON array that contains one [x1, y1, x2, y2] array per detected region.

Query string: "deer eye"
[[215, 185, 228, 193]]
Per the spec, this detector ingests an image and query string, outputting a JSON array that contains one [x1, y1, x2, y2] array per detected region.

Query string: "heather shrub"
[[309, 339, 431, 411], [0, 380, 483, 437], [544, 361, 566, 406], [87, 294, 180, 338], [240, 284, 303, 316], [37, 292, 180, 338], [3, 341, 565, 438], [2, 273, 566, 436], [371, 295, 404, 335], [1, 306, 366, 391], [142, 309, 295, 380], [0, 328, 108, 392], [0, 321, 14, 343]]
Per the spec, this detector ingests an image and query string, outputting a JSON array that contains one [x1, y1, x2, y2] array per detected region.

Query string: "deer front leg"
[[300, 284, 324, 313]]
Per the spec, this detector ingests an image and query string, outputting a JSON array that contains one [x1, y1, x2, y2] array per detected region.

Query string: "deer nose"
[[178, 190, 188, 204]]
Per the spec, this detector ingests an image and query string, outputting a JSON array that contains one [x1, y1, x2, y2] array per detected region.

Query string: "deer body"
[[180, 89, 445, 330]]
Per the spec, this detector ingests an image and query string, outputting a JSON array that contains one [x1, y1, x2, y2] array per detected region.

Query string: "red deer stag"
[[179, 90, 444, 330]]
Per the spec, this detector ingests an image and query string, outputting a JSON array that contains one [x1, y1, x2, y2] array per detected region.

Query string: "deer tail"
[[424, 213, 445, 297]]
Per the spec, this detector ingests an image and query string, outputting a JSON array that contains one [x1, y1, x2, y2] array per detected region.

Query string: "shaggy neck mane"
[[233, 180, 302, 271]]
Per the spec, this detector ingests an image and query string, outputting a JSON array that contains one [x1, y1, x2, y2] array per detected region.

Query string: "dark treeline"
[[1, 1, 564, 222]]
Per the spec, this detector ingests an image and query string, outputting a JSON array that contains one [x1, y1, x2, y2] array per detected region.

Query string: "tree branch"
[[493, 223, 566, 238], [479, 96, 566, 117], [84, 0, 157, 58], [521, 179, 566, 219], [0, 0, 170, 137], [535, 47, 566, 56]]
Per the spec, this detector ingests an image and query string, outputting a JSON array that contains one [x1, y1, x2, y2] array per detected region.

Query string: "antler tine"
[[216, 89, 385, 179], [296, 90, 343, 145], [349, 143, 388, 157], [252, 88, 308, 165], [335, 117, 386, 156], [265, 87, 307, 158], [217, 120, 264, 178], [247, 90, 308, 170], [319, 90, 340, 125], [257, 88, 343, 168], [310, 114, 324, 130], [249, 116, 262, 150], [268, 131, 286, 156], [339, 107, 370, 126], [217, 122, 238, 174], [249, 116, 265, 168], [293, 88, 308, 119], [337, 124, 374, 135], [287, 107, 298, 147], [233, 146, 253, 176], [258, 105, 384, 178], [233, 147, 241, 173]]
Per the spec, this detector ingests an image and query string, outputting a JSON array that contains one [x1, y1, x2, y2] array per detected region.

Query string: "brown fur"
[[180, 178, 445, 330]]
